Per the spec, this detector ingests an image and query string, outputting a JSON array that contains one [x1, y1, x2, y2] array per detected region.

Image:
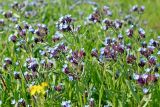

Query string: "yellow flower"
[[29, 82, 48, 96], [41, 82, 48, 87], [29, 85, 38, 96]]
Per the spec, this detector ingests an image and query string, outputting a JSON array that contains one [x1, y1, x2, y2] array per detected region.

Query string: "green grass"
[[0, 0, 160, 107]]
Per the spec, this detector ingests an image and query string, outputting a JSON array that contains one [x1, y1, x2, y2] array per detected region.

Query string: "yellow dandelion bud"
[[41, 82, 48, 87], [29, 85, 37, 96]]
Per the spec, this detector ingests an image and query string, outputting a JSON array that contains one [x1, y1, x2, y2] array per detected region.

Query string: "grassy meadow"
[[0, 0, 160, 107]]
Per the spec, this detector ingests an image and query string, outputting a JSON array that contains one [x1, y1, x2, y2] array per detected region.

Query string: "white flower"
[[143, 88, 149, 94], [145, 68, 151, 73], [61, 100, 71, 107], [142, 74, 148, 79], [155, 73, 160, 78], [133, 73, 139, 80], [0, 100, 2, 105], [11, 99, 16, 105], [68, 76, 73, 81]]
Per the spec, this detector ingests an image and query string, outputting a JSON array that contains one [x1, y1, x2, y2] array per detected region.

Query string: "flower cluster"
[[29, 82, 48, 96], [56, 15, 74, 32], [102, 19, 123, 30], [99, 37, 125, 62]]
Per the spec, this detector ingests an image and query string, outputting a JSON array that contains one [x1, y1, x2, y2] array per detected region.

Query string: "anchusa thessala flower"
[[9, 34, 17, 43], [61, 100, 71, 107], [11, 2, 25, 10], [54, 83, 63, 92], [89, 98, 94, 107], [0, 19, 4, 26], [67, 49, 85, 66], [126, 27, 134, 37], [126, 54, 136, 64], [3, 57, 12, 70], [103, 6, 112, 16], [24, 10, 37, 18], [130, 5, 145, 13], [56, 15, 74, 32], [40, 59, 54, 69], [3, 11, 13, 18], [35, 23, 48, 38], [44, 43, 68, 58], [18, 98, 26, 107], [133, 73, 159, 86], [138, 28, 145, 38], [99, 37, 125, 62], [138, 58, 146, 67], [26, 58, 39, 72], [13, 71, 21, 79], [52, 31, 63, 42], [91, 48, 98, 58], [88, 8, 101, 23]]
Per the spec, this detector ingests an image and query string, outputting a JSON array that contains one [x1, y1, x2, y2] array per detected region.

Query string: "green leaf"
[[125, 80, 140, 102]]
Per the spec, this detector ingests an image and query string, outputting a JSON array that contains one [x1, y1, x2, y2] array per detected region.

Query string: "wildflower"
[[147, 74, 158, 83], [2, 63, 7, 70], [155, 73, 160, 78], [140, 6, 145, 12], [56, 15, 74, 32], [143, 88, 149, 94], [89, 98, 94, 107], [54, 84, 63, 91], [18, 98, 26, 107], [91, 48, 98, 58], [145, 68, 151, 73], [157, 51, 160, 55], [0, 19, 4, 26], [15, 24, 22, 31], [0, 100, 2, 105], [138, 58, 146, 67], [52, 31, 63, 42], [14, 71, 21, 79], [19, 29, 26, 37], [103, 6, 112, 16], [4, 57, 12, 65], [68, 76, 74, 81], [10, 17, 18, 23], [148, 56, 157, 65], [9, 34, 17, 43], [118, 33, 123, 40], [29, 82, 48, 96], [29, 26, 35, 33], [61, 100, 71, 107], [137, 76, 145, 85], [35, 24, 48, 37], [23, 22, 29, 29], [131, 5, 138, 12], [88, 8, 101, 23], [62, 64, 70, 74], [24, 10, 37, 18], [11, 99, 16, 105], [149, 39, 159, 47], [138, 28, 145, 38], [24, 71, 32, 81], [126, 54, 136, 64], [102, 19, 113, 30], [133, 73, 139, 80], [126, 28, 133, 37], [3, 11, 13, 18], [113, 20, 123, 29], [26, 58, 39, 72], [141, 41, 147, 48], [41, 82, 48, 87]]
